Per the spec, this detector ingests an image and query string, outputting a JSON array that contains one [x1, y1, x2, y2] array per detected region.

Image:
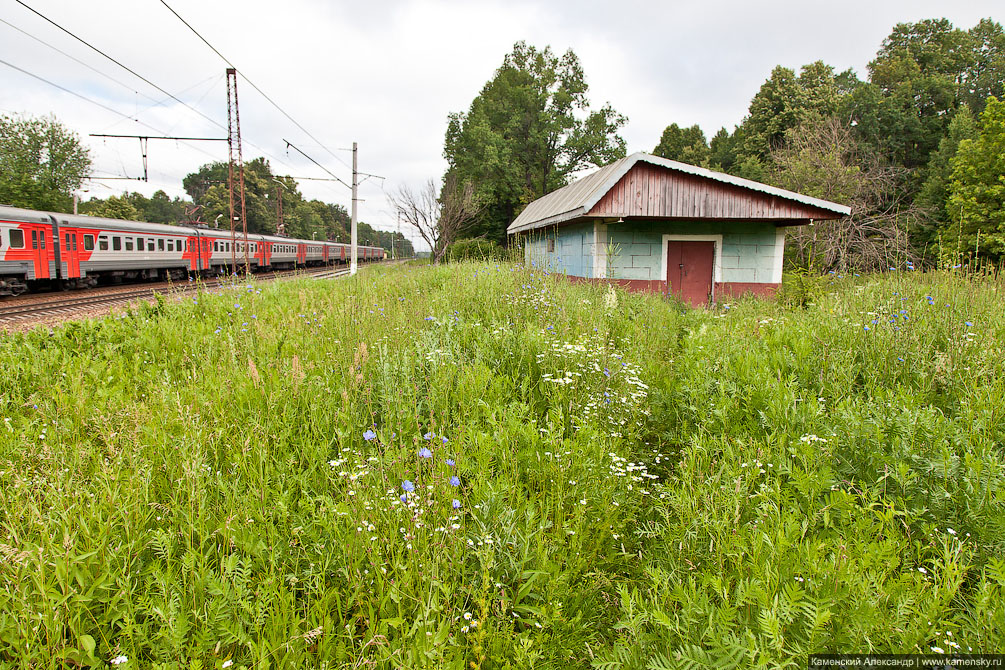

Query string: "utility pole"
[[274, 179, 285, 235], [226, 68, 249, 275], [350, 141, 358, 276]]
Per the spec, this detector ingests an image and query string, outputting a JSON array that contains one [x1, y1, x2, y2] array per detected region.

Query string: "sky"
[[1, 0, 1001, 249]]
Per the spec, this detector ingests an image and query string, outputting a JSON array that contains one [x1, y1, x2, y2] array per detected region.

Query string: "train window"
[[65, 233, 70, 249], [83, 235, 94, 251], [125, 238, 133, 251], [40, 233, 45, 249], [148, 240, 155, 252], [9, 229, 24, 249], [158, 239, 164, 251], [113, 237, 121, 251], [99, 236, 108, 251], [167, 240, 173, 252], [32, 230, 38, 249], [72, 235, 77, 251], [226, 242, 231, 252]]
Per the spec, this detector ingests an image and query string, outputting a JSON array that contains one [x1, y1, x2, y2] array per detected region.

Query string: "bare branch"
[[770, 115, 923, 272], [386, 174, 483, 263]]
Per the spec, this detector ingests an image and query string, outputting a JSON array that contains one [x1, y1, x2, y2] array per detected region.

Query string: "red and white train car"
[[0, 204, 387, 296]]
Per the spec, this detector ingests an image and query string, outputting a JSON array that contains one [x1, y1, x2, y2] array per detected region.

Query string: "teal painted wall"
[[523, 222, 600, 278], [523, 220, 784, 284]]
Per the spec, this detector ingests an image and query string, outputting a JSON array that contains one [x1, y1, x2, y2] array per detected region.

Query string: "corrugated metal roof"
[[506, 152, 852, 234]]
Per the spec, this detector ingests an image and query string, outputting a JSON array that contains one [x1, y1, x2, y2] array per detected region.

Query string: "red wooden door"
[[667, 240, 714, 307]]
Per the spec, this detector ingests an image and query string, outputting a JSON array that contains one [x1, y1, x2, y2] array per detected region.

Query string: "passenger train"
[[0, 205, 386, 296]]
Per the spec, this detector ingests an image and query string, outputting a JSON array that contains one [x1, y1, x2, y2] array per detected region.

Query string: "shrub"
[[448, 238, 505, 262]]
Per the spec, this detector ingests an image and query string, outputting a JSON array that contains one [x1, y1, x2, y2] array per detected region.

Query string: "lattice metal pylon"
[[226, 68, 249, 274]]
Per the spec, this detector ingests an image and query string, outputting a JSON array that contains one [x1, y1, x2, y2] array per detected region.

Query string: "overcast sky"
[[2, 0, 1000, 248]]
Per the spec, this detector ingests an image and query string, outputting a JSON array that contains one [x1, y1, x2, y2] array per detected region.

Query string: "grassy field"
[[0, 262, 1003, 668]]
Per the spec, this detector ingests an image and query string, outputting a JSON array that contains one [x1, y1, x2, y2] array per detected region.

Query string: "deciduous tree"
[[0, 114, 91, 212], [653, 123, 708, 165], [389, 174, 482, 264], [947, 97, 1005, 261], [771, 115, 916, 271], [443, 42, 626, 244]]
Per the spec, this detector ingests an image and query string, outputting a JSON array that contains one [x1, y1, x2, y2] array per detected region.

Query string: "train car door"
[[27, 224, 50, 279], [61, 224, 81, 278]]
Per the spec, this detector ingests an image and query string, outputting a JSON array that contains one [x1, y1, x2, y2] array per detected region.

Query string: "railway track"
[[0, 266, 353, 325]]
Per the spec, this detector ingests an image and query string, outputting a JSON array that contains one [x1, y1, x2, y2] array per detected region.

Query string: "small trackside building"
[[507, 153, 850, 306]]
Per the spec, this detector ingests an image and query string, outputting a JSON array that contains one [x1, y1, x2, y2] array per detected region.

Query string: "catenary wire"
[[158, 0, 354, 172]]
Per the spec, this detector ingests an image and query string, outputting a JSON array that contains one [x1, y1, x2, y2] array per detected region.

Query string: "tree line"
[[651, 18, 1005, 270], [0, 116, 412, 256], [423, 18, 1004, 270]]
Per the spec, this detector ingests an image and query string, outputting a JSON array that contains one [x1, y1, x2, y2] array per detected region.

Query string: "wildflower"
[[441, 436, 448, 444], [965, 321, 973, 327], [400, 494, 408, 503], [402, 480, 415, 492], [363, 429, 377, 441], [918, 567, 927, 574], [932, 647, 945, 654], [423, 431, 435, 440], [222, 661, 233, 669], [452, 499, 461, 509], [419, 447, 433, 459], [450, 476, 460, 487], [863, 326, 870, 331], [111, 656, 128, 666], [445, 458, 456, 467], [947, 528, 956, 535]]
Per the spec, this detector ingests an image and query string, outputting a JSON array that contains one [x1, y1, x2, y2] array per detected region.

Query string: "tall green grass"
[[0, 263, 1002, 668]]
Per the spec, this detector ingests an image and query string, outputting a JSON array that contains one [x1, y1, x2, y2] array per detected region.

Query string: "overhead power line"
[[158, 0, 352, 171], [1, 57, 146, 124], [12, 1, 305, 179], [0, 17, 158, 103], [0, 57, 221, 168], [283, 139, 351, 190], [14, 0, 228, 134]]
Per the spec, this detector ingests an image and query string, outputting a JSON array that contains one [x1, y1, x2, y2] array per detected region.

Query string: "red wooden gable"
[[588, 162, 841, 221]]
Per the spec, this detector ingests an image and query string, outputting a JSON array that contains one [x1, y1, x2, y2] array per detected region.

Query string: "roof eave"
[[507, 206, 586, 234]]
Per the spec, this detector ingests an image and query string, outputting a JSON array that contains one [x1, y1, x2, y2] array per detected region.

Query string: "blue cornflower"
[[419, 447, 433, 459], [423, 431, 435, 440], [603, 367, 610, 378], [402, 480, 414, 492], [400, 494, 408, 503], [445, 458, 456, 467], [441, 436, 448, 444], [452, 499, 461, 509], [424, 316, 435, 321], [450, 476, 460, 487], [965, 321, 973, 327], [898, 357, 905, 362], [864, 326, 870, 331], [363, 429, 377, 441], [871, 319, 878, 324]]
